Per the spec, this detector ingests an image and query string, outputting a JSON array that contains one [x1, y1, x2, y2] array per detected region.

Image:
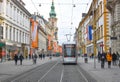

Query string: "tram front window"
[[64, 47, 75, 57]]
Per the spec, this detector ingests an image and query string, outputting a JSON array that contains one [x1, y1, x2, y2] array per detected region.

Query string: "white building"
[[0, 0, 31, 59]]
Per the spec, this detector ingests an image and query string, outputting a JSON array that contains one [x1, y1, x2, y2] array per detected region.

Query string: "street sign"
[[110, 37, 117, 40]]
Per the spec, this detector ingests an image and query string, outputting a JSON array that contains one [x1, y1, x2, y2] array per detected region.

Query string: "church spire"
[[49, 0, 56, 18]]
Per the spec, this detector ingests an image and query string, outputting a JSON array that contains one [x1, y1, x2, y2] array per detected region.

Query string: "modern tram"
[[62, 42, 78, 64]]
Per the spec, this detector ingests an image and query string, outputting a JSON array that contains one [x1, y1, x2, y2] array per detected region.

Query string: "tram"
[[62, 42, 77, 64]]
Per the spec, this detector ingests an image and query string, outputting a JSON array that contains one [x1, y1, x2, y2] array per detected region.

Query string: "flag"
[[88, 25, 92, 40]]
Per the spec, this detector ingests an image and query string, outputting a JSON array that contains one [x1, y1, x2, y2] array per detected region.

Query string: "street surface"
[[2, 58, 96, 82], [1, 57, 120, 82]]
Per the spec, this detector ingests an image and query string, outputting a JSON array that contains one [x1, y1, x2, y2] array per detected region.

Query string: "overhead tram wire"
[[38, 3, 88, 6], [30, 0, 39, 12]]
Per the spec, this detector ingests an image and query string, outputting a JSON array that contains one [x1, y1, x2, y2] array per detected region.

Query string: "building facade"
[[106, 0, 120, 53], [0, 0, 31, 60], [76, 0, 111, 56]]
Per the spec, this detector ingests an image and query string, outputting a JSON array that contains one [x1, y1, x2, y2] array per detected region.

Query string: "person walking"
[[100, 51, 106, 68], [112, 52, 117, 66], [19, 54, 24, 65], [98, 51, 101, 63], [106, 52, 112, 68], [84, 53, 88, 63], [14, 54, 18, 65], [32, 53, 37, 64]]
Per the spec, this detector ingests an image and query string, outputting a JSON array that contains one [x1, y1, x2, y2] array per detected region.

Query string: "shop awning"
[[0, 42, 5, 47]]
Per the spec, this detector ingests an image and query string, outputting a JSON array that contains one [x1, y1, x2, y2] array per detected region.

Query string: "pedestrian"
[[49, 54, 52, 59], [14, 54, 18, 65], [19, 54, 24, 65], [84, 53, 88, 63], [98, 51, 101, 63], [32, 53, 37, 64], [106, 52, 112, 68], [112, 52, 117, 66], [41, 49, 44, 59], [29, 54, 31, 59], [116, 51, 119, 64], [100, 51, 106, 68]]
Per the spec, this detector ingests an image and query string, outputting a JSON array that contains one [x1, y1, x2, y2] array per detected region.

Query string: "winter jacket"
[[106, 53, 112, 61]]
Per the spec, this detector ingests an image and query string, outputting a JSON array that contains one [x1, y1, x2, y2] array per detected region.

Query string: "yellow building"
[[76, 0, 110, 56]]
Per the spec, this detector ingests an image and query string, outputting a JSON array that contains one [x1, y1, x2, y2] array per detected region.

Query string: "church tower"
[[48, 0, 58, 54], [48, 0, 58, 40]]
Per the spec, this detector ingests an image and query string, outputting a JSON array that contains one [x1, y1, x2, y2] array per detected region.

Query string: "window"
[[17, 9, 19, 23], [19, 31, 21, 42], [16, 29, 18, 42], [0, 1, 2, 14], [13, 6, 16, 21], [20, 11, 22, 24], [23, 14, 25, 26], [6, 25, 8, 39], [9, 27, 11, 40], [10, 3, 12, 19], [13, 28, 15, 41], [6, 1, 9, 16], [0, 26, 3, 39]]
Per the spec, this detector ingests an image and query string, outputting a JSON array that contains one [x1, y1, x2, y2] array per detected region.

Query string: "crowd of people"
[[13, 51, 53, 65], [97, 51, 120, 68], [83, 51, 120, 69]]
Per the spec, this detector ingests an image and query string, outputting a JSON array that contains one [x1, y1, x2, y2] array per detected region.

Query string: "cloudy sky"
[[24, 0, 92, 45]]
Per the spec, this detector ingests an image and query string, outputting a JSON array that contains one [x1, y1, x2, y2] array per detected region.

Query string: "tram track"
[[37, 61, 59, 82], [3, 59, 97, 82], [77, 63, 97, 82], [3, 60, 59, 82]]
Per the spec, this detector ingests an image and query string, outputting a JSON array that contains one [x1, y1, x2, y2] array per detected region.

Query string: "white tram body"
[[62, 42, 77, 64]]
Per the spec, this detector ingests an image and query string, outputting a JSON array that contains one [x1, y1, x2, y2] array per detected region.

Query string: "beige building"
[[106, 0, 120, 53], [76, 0, 111, 56]]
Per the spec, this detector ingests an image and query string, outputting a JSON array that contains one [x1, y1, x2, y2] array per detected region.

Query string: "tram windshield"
[[63, 44, 76, 57]]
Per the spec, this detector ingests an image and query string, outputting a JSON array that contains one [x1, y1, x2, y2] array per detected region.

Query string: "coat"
[[14, 54, 18, 61], [19, 55, 24, 61], [106, 53, 112, 61]]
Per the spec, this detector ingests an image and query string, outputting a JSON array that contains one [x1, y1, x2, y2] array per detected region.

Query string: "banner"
[[31, 21, 38, 48], [88, 25, 92, 40]]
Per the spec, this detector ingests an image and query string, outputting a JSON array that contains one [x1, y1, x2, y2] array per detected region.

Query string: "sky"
[[24, 0, 92, 45]]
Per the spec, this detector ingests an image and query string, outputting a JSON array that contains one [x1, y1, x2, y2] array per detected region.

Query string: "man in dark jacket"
[[19, 54, 24, 65], [112, 52, 117, 66], [100, 52, 106, 68], [14, 54, 18, 65]]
